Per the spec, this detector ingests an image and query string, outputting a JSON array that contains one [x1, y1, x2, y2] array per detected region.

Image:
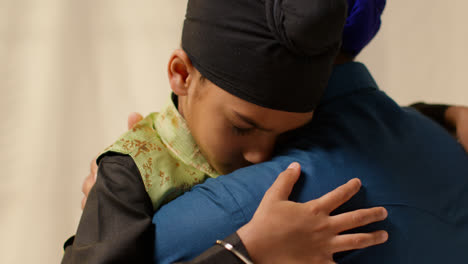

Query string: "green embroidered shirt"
[[99, 97, 220, 210]]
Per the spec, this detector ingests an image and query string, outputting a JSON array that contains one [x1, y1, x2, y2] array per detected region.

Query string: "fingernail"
[[381, 208, 388, 218], [288, 162, 299, 169], [380, 231, 389, 241], [351, 178, 361, 187]]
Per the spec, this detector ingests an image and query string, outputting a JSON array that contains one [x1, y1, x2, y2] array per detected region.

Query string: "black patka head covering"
[[182, 0, 348, 112]]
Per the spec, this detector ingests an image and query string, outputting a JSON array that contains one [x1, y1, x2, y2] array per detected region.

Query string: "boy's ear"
[[168, 49, 195, 96]]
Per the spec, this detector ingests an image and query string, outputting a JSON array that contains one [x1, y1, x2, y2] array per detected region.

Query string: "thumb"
[[128, 112, 143, 130], [267, 162, 301, 201]]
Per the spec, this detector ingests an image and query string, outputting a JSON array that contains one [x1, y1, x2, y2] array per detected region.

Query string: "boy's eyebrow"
[[232, 111, 273, 132]]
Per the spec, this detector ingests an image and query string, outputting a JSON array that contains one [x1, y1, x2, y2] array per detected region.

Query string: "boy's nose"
[[243, 138, 275, 164], [243, 149, 272, 164]]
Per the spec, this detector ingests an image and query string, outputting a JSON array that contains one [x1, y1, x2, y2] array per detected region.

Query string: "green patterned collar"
[[155, 97, 219, 177]]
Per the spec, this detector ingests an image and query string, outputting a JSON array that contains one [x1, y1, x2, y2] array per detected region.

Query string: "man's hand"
[[127, 112, 145, 131], [446, 106, 468, 152], [81, 112, 144, 210], [237, 162, 388, 264], [81, 157, 98, 210]]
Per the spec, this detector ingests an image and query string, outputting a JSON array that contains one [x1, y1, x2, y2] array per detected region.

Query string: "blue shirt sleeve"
[[153, 161, 283, 263]]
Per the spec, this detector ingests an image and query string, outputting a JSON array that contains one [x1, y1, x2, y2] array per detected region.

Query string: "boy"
[[89, 0, 348, 210]]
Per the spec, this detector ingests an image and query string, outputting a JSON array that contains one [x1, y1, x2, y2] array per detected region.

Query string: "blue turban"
[[342, 0, 386, 56]]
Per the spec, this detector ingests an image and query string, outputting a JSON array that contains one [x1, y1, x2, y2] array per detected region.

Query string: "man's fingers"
[[90, 158, 98, 180], [311, 178, 361, 213], [330, 207, 387, 233], [331, 230, 388, 253], [266, 162, 301, 201], [81, 156, 99, 209], [128, 112, 143, 130], [82, 172, 96, 196], [81, 196, 87, 210], [462, 140, 468, 153], [458, 132, 468, 153]]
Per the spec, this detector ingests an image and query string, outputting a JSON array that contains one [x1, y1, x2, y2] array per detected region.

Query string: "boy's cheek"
[[205, 137, 248, 173]]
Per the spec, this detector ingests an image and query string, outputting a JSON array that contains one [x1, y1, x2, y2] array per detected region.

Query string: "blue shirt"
[[153, 62, 468, 263]]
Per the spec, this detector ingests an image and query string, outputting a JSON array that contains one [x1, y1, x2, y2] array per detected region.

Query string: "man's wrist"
[[216, 240, 253, 264], [410, 102, 451, 131], [237, 222, 263, 264]]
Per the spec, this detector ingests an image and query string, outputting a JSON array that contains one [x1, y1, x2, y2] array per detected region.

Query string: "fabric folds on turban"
[[182, 0, 348, 112], [342, 0, 386, 56]]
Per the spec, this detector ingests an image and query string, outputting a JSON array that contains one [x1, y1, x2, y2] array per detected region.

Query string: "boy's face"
[[179, 73, 313, 175]]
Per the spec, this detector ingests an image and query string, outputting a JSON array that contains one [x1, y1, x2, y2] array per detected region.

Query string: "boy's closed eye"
[[232, 125, 254, 136]]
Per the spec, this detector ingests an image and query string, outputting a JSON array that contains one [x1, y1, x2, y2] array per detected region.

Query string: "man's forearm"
[[409, 102, 452, 132]]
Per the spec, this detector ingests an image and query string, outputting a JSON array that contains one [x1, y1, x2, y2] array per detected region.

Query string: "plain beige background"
[[0, 0, 467, 263]]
